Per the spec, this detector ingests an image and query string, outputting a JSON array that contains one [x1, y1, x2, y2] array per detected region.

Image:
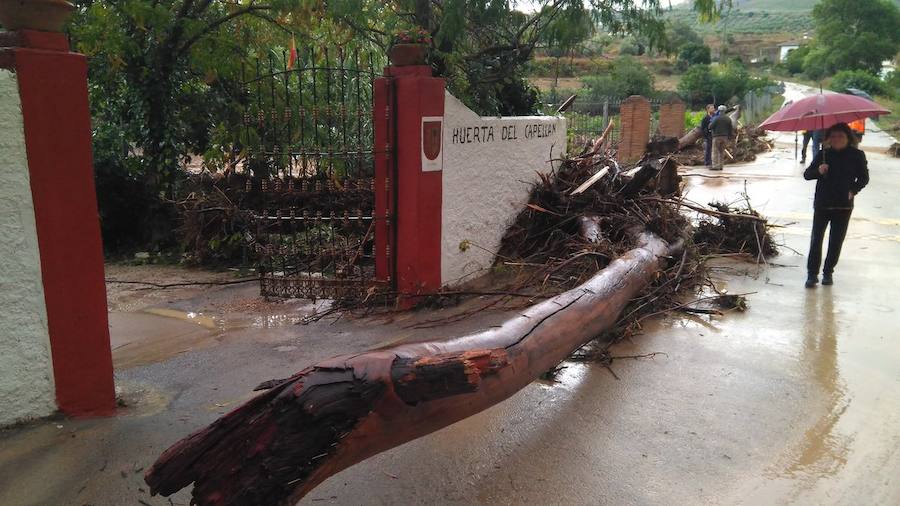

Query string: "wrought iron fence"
[[240, 48, 392, 300]]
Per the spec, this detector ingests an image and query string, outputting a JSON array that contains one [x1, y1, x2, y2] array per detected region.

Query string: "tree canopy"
[[62, 0, 729, 249], [805, 0, 900, 77], [678, 62, 772, 106], [582, 55, 655, 99]]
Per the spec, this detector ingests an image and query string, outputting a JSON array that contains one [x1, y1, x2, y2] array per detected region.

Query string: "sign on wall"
[[439, 92, 567, 286], [421, 116, 443, 172]]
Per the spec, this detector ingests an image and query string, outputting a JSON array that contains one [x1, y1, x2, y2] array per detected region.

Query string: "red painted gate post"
[[374, 65, 445, 306], [373, 76, 392, 284], [1, 31, 116, 417]]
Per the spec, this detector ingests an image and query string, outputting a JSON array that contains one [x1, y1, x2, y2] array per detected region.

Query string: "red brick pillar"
[[617, 95, 651, 164], [0, 31, 116, 417], [375, 65, 445, 306], [658, 98, 686, 138]]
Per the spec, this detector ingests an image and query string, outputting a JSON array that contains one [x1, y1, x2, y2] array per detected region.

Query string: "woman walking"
[[804, 122, 869, 288]]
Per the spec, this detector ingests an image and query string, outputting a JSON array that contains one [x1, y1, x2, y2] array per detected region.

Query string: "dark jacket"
[[803, 147, 869, 209], [700, 114, 713, 139], [709, 114, 733, 138]]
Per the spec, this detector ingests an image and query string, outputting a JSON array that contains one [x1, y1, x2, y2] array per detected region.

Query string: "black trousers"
[[704, 137, 713, 166], [807, 208, 852, 276], [801, 131, 812, 160]]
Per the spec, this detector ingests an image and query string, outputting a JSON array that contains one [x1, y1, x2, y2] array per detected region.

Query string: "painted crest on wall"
[[421, 116, 443, 172]]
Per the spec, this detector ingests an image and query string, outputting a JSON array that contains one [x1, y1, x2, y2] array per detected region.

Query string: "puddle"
[[765, 293, 850, 483], [114, 381, 173, 418], [109, 312, 219, 369], [108, 299, 334, 369], [143, 307, 219, 329]]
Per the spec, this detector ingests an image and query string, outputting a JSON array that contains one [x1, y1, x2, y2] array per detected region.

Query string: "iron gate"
[[241, 48, 393, 300]]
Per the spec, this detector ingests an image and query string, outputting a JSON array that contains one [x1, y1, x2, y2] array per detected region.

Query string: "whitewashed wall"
[[441, 92, 566, 286], [0, 70, 56, 426]]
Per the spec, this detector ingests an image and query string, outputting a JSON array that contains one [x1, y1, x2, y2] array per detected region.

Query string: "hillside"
[[665, 4, 815, 34], [719, 0, 818, 10], [666, 0, 899, 34]]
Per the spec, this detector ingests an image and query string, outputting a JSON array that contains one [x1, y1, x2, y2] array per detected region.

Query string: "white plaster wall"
[[441, 92, 566, 285], [0, 69, 57, 426]]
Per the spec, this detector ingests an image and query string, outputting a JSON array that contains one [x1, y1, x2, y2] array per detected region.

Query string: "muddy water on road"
[[681, 146, 900, 504], [22, 144, 893, 505], [109, 300, 327, 369], [107, 146, 897, 505]]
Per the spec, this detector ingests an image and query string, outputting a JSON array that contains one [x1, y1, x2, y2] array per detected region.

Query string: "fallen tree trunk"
[[145, 232, 678, 506]]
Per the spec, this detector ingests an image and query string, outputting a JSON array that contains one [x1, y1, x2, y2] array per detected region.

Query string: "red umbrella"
[[759, 92, 890, 132]]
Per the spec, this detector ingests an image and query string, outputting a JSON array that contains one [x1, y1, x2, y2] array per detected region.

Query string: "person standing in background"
[[700, 104, 716, 167], [800, 130, 813, 163], [803, 122, 869, 288], [811, 129, 825, 160], [848, 118, 865, 144], [709, 105, 733, 170]]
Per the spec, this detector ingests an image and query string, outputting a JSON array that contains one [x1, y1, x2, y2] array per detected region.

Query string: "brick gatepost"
[[617, 95, 651, 164], [0, 30, 116, 423], [658, 97, 686, 139], [374, 65, 445, 307]]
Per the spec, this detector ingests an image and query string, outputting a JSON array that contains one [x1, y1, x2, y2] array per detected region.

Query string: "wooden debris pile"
[[176, 175, 254, 266], [495, 154, 686, 293], [889, 142, 900, 158], [490, 150, 777, 361], [693, 200, 777, 260]]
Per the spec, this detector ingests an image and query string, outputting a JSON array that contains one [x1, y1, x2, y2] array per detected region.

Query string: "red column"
[[1, 31, 115, 417], [375, 65, 444, 305], [373, 77, 393, 283]]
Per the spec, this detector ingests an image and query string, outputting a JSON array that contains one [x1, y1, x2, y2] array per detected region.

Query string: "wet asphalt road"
[[1, 135, 899, 505]]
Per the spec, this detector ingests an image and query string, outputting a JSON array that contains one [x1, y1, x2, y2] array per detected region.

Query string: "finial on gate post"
[[0, 0, 74, 33], [0, 0, 75, 55]]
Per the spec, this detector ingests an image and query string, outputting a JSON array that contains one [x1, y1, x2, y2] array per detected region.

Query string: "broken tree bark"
[[145, 233, 678, 506], [588, 120, 615, 156]]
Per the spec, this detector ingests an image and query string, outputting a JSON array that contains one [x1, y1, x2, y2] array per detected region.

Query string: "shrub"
[[676, 43, 711, 71], [783, 45, 809, 75], [802, 47, 830, 81], [711, 63, 750, 102], [685, 110, 706, 131], [619, 36, 645, 56], [885, 71, 900, 98], [677, 64, 715, 105], [678, 63, 774, 106], [664, 19, 703, 54], [582, 56, 654, 99], [830, 70, 887, 97]]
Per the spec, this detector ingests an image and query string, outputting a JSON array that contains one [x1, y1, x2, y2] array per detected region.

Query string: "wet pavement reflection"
[[1, 135, 899, 505]]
